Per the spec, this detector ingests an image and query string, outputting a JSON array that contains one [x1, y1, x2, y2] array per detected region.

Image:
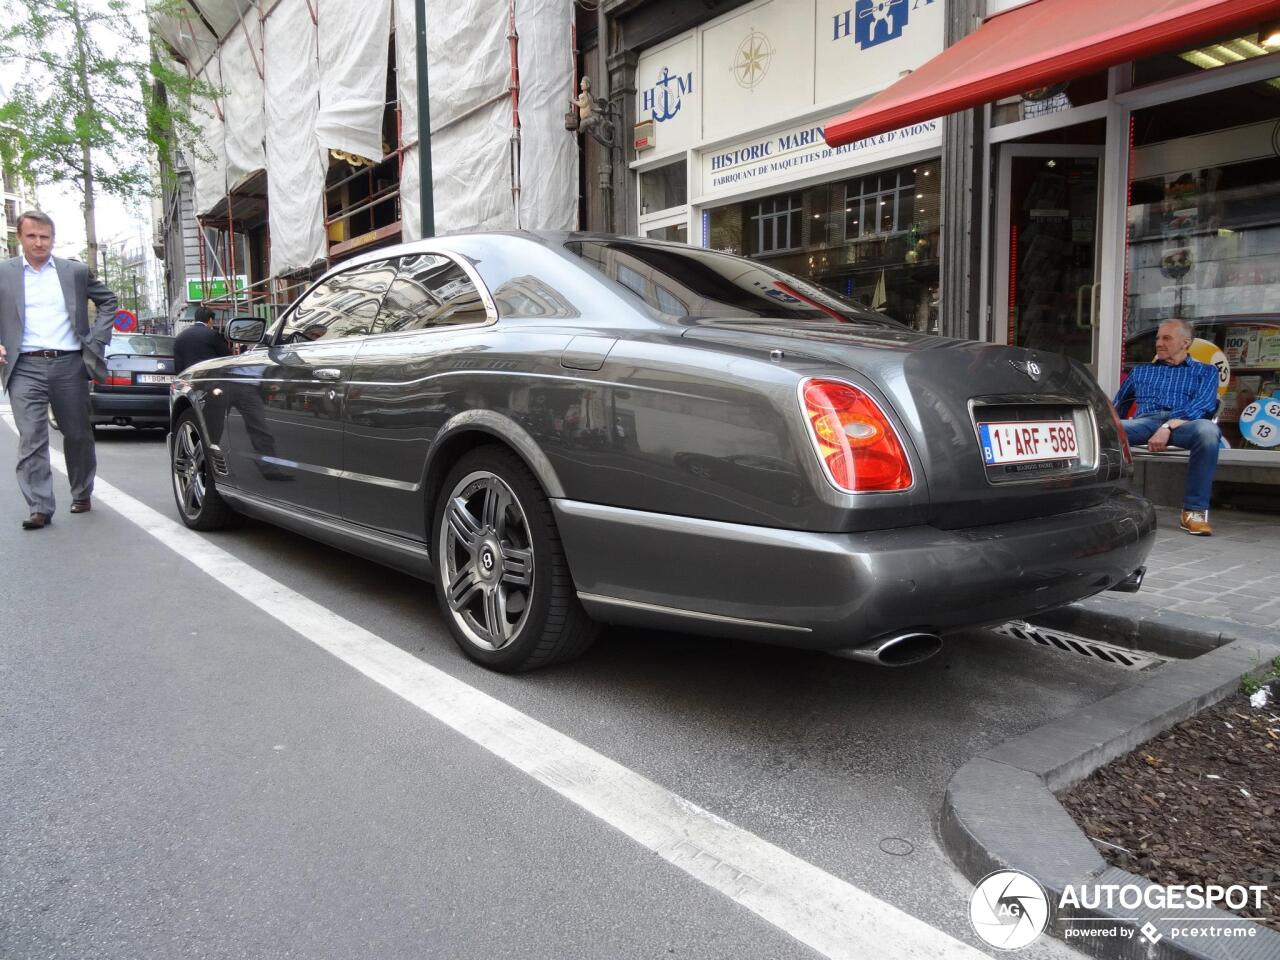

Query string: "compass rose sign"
[[732, 30, 774, 90]]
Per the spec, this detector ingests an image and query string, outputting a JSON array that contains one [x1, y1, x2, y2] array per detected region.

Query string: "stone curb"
[[943, 603, 1280, 960]]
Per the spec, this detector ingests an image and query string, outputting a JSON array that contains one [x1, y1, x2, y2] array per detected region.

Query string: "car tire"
[[171, 410, 236, 530], [432, 445, 598, 672]]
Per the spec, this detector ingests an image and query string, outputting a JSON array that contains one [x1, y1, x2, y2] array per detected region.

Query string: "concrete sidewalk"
[[1078, 504, 1280, 637]]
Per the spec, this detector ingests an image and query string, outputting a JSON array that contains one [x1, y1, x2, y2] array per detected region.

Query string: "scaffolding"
[[157, 0, 576, 325]]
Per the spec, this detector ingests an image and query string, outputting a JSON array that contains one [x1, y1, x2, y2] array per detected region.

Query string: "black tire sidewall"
[[432, 447, 563, 671]]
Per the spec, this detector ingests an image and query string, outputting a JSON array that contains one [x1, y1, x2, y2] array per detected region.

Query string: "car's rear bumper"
[[90, 391, 169, 424], [553, 491, 1156, 649]]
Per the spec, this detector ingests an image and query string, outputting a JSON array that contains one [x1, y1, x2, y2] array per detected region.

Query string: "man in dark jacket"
[[174, 306, 230, 373]]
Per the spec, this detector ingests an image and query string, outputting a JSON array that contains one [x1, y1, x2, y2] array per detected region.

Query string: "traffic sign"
[[114, 309, 138, 332]]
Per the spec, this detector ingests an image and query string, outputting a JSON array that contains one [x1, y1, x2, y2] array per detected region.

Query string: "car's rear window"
[[564, 239, 899, 326], [107, 335, 174, 357]]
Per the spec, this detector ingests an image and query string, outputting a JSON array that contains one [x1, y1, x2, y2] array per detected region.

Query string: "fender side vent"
[[209, 449, 229, 476], [994, 621, 1164, 671]]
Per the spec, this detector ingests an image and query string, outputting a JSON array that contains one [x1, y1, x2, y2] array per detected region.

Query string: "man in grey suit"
[[0, 211, 118, 529]]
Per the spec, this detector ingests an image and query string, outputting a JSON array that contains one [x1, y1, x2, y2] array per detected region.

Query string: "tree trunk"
[[71, 0, 99, 274]]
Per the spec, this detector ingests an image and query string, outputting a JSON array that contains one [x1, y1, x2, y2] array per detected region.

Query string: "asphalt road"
[[0, 414, 1140, 959]]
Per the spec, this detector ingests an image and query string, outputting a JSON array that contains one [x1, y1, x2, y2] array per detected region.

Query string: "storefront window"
[[750, 194, 803, 254], [1125, 76, 1280, 450], [645, 223, 688, 243], [1132, 31, 1280, 88], [705, 158, 941, 330], [639, 160, 687, 216], [991, 71, 1107, 126]]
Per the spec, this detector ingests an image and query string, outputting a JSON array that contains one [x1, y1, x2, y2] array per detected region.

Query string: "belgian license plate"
[[137, 373, 174, 384], [979, 420, 1078, 466]]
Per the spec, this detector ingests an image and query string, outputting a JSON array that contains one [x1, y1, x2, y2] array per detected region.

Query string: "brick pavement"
[[1086, 505, 1280, 634]]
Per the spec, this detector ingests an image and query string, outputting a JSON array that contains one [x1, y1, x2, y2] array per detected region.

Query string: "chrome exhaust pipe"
[[831, 632, 943, 667], [1108, 566, 1146, 594]]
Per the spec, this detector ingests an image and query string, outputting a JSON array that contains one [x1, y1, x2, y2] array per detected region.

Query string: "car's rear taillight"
[[1108, 405, 1132, 465], [104, 373, 132, 386], [801, 378, 912, 492]]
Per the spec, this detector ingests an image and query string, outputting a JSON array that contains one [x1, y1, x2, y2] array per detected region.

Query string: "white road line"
[[3, 411, 990, 960]]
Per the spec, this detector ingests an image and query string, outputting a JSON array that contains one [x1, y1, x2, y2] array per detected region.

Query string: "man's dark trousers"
[[9, 352, 95, 518]]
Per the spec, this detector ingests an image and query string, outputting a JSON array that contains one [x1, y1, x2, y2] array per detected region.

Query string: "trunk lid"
[[682, 319, 1128, 528]]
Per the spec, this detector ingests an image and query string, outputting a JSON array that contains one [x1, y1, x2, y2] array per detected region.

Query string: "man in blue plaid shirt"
[[1113, 319, 1221, 536]]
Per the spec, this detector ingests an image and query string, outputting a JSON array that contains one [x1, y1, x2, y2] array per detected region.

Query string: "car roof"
[[338, 230, 689, 270]]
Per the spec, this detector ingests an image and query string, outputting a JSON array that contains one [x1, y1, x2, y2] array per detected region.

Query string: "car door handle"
[[314, 367, 342, 381]]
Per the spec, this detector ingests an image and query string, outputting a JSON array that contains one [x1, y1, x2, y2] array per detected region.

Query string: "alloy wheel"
[[438, 470, 535, 652], [172, 420, 208, 520]]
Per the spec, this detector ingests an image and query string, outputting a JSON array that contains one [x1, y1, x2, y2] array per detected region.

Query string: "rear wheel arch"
[[422, 415, 564, 546]]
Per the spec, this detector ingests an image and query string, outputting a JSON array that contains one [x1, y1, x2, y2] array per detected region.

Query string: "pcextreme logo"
[[968, 869, 1269, 950]]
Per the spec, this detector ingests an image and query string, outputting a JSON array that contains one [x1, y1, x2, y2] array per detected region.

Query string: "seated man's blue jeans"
[[1122, 412, 1219, 511]]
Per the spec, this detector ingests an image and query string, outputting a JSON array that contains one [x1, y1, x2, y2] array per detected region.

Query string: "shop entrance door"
[[994, 146, 1105, 373]]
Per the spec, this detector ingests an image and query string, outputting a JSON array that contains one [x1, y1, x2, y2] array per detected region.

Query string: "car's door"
[[340, 252, 495, 538], [224, 258, 396, 515]]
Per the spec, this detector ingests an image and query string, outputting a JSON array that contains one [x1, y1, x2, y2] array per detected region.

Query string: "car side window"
[[376, 254, 490, 333], [280, 259, 397, 343]]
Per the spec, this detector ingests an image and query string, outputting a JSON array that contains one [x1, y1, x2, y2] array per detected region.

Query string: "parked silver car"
[[168, 233, 1154, 672]]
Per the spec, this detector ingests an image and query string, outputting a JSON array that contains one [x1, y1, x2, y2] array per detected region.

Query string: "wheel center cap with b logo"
[[478, 543, 499, 579]]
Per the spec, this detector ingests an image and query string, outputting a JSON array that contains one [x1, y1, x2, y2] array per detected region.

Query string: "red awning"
[[824, 0, 1280, 147]]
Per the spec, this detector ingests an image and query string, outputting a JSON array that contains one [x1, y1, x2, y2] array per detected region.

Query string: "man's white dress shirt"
[[21, 255, 78, 352]]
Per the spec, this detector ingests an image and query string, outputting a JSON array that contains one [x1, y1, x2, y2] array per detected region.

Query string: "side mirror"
[[226, 317, 266, 344]]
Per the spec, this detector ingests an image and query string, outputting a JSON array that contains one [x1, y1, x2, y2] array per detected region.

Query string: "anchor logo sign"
[[642, 66, 694, 122]]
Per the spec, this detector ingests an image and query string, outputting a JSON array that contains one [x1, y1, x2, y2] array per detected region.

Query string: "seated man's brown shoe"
[[22, 512, 51, 530], [1180, 509, 1213, 536], [70, 499, 91, 514]]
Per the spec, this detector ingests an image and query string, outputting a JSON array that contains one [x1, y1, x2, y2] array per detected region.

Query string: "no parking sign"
[[114, 309, 137, 333]]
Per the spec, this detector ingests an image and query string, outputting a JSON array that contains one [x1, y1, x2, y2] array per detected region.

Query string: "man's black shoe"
[[22, 513, 51, 530]]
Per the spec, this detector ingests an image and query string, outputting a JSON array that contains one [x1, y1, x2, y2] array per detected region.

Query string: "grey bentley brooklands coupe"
[[169, 232, 1155, 672]]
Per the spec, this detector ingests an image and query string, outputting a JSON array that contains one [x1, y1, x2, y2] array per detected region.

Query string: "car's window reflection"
[[565, 239, 900, 327], [377, 255, 489, 332], [279, 260, 397, 343]]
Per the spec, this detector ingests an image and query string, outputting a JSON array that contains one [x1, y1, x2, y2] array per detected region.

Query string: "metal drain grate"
[[994, 621, 1165, 671]]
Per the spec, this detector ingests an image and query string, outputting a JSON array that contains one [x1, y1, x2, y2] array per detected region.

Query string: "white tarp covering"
[[396, 0, 575, 235], [221, 19, 266, 191], [393, 0, 421, 240], [168, 0, 575, 276], [155, 0, 256, 70], [188, 0, 255, 38], [264, 0, 326, 273], [514, 0, 575, 231], [153, 10, 218, 72], [397, 0, 510, 236], [189, 57, 227, 217], [317, 0, 392, 163]]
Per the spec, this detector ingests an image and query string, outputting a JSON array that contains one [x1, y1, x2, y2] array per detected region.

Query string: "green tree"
[[0, 0, 205, 271]]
